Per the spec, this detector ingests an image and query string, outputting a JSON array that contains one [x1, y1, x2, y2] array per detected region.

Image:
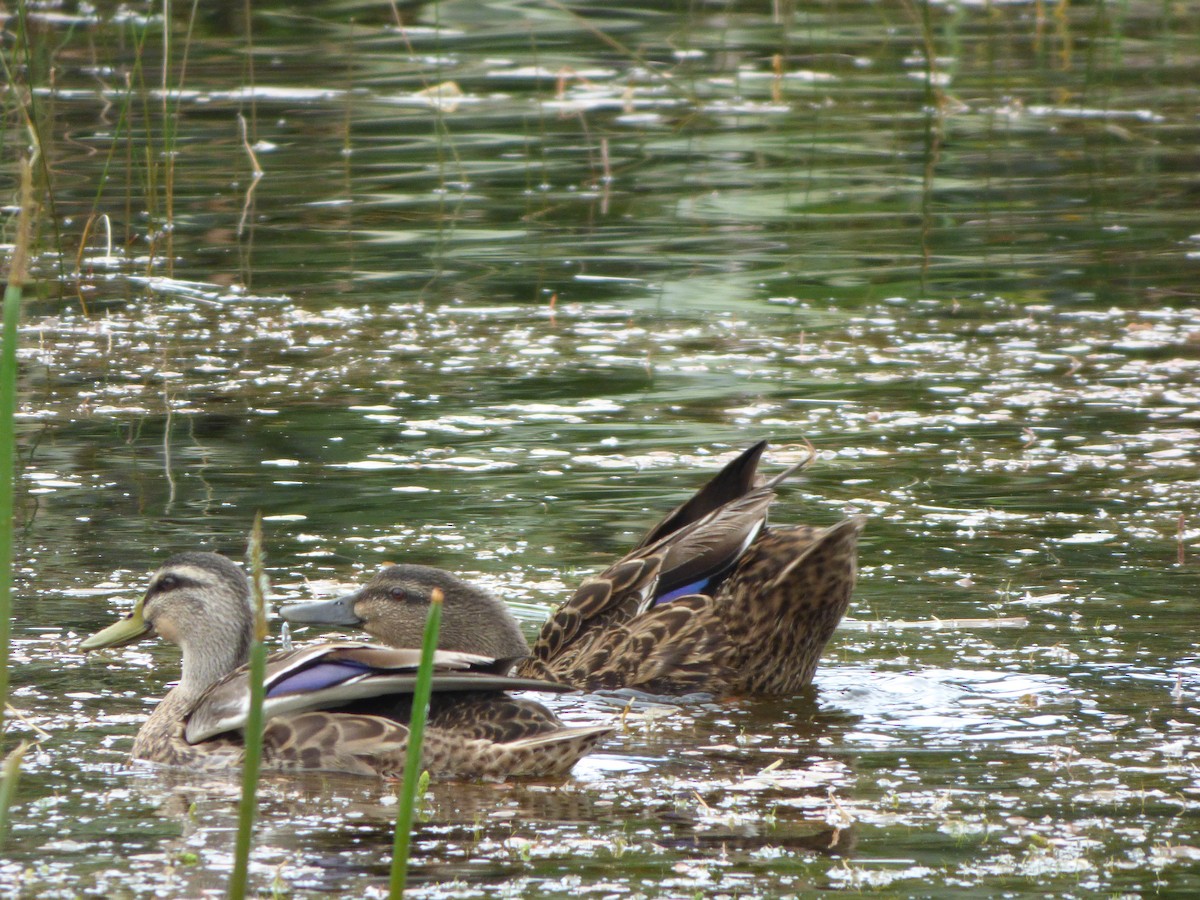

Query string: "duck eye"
[[388, 586, 407, 601], [158, 575, 179, 591]]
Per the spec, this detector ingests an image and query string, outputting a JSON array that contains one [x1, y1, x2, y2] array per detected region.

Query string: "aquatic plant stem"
[[229, 514, 269, 900], [388, 587, 443, 898], [0, 291, 20, 733], [0, 160, 33, 740]]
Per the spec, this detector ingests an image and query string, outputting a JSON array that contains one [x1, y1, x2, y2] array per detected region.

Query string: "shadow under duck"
[[282, 441, 866, 697], [81, 552, 610, 779]]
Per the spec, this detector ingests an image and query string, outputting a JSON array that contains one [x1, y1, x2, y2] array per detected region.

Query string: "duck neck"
[[178, 619, 253, 701], [134, 619, 252, 761]]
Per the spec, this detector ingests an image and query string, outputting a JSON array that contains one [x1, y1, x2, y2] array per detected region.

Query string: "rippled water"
[[3, 0, 1200, 896]]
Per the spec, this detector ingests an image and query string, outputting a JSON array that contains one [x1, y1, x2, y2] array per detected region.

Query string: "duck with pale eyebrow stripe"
[[283, 441, 867, 697], [81, 552, 611, 779]]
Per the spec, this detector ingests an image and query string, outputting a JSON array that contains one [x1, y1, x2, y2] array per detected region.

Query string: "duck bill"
[[80, 601, 151, 651], [280, 592, 364, 628]]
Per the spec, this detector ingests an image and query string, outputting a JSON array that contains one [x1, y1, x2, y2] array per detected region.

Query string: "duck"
[[80, 552, 611, 779], [282, 440, 866, 697]]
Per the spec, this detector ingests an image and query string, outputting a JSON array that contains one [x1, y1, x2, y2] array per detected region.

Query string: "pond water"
[[3, 0, 1200, 895]]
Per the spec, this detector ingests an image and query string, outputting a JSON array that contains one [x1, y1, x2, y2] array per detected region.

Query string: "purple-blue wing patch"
[[654, 577, 713, 605], [267, 659, 373, 697]]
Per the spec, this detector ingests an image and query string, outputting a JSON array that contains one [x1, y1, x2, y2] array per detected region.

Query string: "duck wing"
[[634, 440, 814, 548], [634, 440, 767, 548], [524, 487, 777, 672], [524, 594, 734, 693], [186, 642, 574, 744]]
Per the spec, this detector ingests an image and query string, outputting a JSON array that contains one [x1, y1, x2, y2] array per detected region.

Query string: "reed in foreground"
[[389, 587, 443, 898], [0, 159, 33, 739], [0, 158, 34, 848], [229, 515, 269, 900]]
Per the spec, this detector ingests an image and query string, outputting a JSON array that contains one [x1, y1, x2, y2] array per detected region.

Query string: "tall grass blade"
[[388, 587, 443, 898], [0, 159, 34, 739], [229, 513, 269, 900]]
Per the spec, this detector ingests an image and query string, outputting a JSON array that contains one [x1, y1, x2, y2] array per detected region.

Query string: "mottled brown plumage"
[[515, 514, 865, 696], [80, 552, 610, 779], [283, 441, 866, 698]]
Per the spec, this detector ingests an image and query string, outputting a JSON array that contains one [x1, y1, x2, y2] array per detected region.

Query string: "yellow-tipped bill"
[[80, 599, 151, 651]]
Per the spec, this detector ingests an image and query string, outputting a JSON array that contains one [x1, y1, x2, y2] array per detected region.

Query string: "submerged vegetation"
[[1, 0, 1200, 896]]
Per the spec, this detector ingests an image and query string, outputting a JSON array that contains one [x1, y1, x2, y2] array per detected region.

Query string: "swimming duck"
[[81, 552, 611, 779], [283, 441, 866, 697]]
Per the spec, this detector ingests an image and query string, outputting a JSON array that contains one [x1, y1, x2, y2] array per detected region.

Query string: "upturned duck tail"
[[637, 440, 817, 549], [722, 515, 867, 697]]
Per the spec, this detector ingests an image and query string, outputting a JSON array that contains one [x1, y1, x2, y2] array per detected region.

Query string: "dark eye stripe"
[[151, 574, 198, 593]]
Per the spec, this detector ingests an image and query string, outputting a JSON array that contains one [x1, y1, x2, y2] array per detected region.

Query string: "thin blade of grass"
[[0, 158, 34, 740], [389, 587, 443, 898], [229, 514, 269, 900]]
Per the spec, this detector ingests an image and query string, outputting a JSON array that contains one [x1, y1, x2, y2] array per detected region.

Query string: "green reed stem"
[[0, 160, 33, 741], [0, 288, 20, 741], [229, 513, 268, 900], [388, 588, 443, 899]]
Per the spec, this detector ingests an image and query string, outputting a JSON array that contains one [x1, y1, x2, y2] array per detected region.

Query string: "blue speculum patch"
[[654, 578, 714, 605], [267, 660, 372, 697]]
